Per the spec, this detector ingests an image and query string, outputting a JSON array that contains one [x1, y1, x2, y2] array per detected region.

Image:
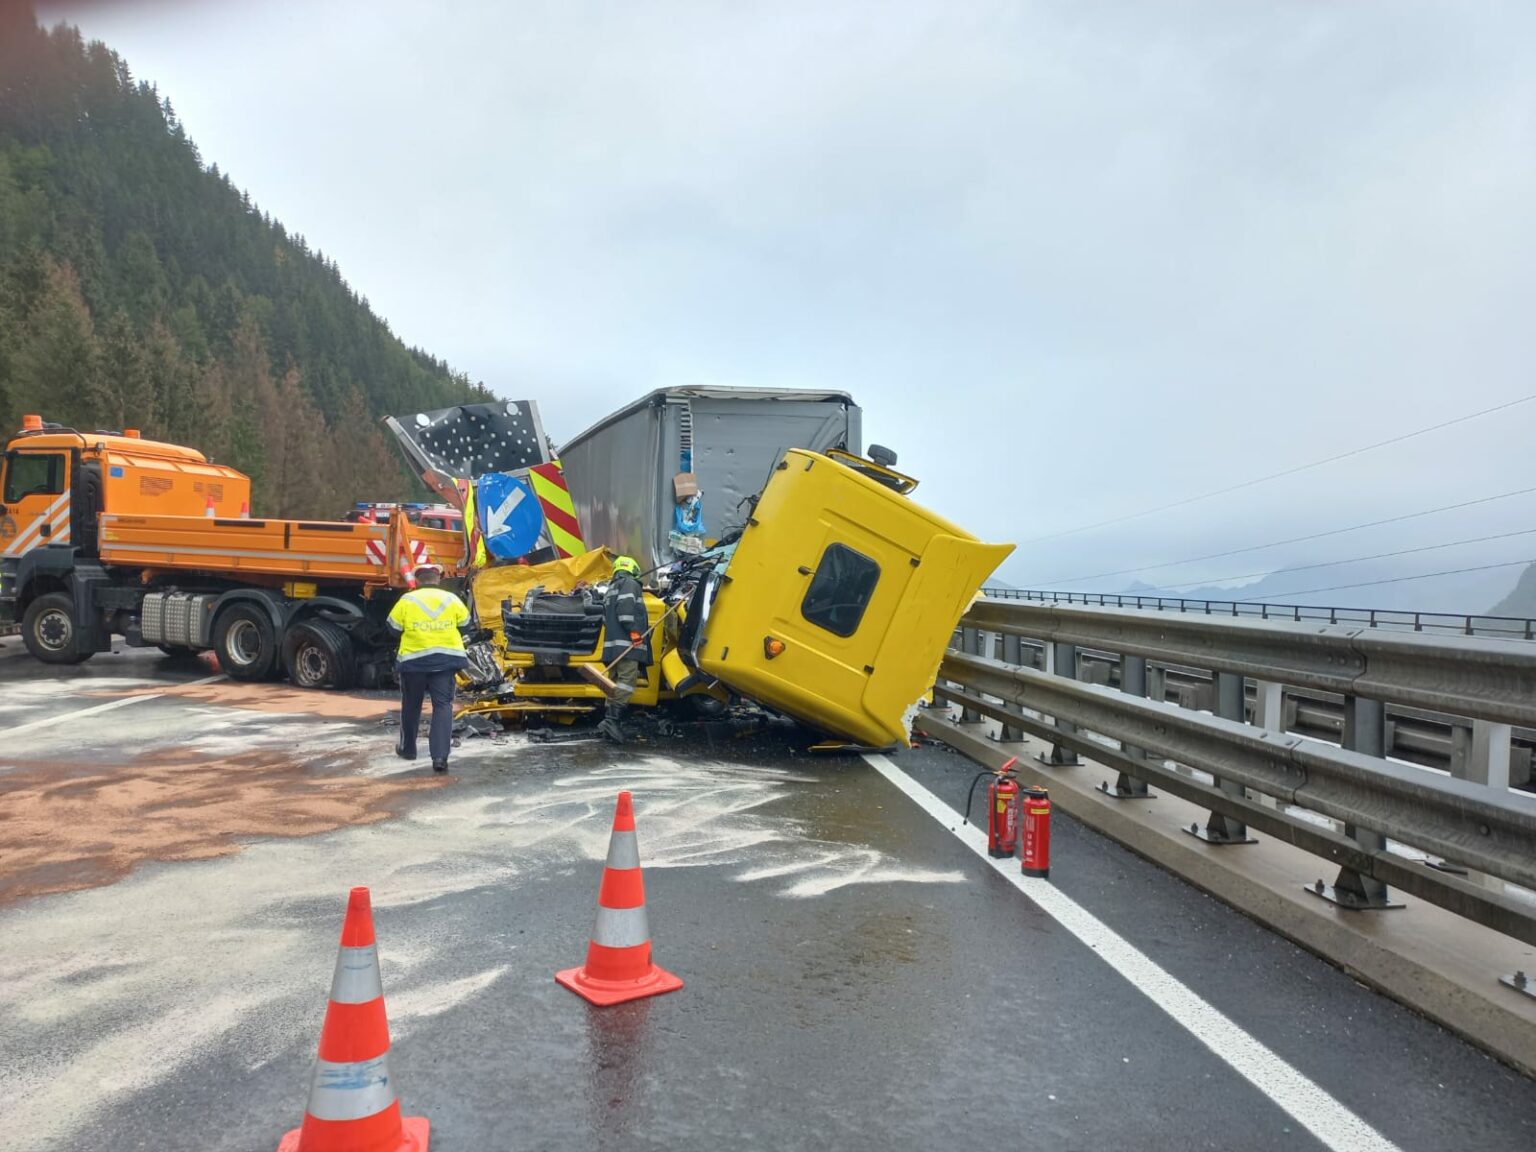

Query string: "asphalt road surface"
[[0, 641, 1532, 1151]]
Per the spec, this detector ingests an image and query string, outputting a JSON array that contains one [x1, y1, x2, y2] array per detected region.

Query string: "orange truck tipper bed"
[[0, 416, 467, 687], [97, 512, 463, 587]]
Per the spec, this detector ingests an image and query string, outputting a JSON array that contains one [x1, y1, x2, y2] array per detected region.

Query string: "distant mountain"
[[1485, 562, 1536, 618], [1114, 560, 1527, 618], [0, 8, 490, 516]]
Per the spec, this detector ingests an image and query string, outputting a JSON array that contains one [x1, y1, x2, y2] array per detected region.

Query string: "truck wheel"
[[214, 604, 279, 681], [281, 619, 357, 690], [686, 693, 729, 719], [22, 593, 92, 665]]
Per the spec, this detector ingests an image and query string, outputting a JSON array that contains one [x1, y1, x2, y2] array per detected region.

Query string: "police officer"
[[388, 562, 470, 772], [599, 555, 650, 744]]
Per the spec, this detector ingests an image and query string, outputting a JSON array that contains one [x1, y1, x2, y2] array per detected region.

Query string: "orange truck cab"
[[0, 416, 464, 687]]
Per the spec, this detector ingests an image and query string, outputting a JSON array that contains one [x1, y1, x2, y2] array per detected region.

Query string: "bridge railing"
[[981, 587, 1536, 641], [939, 599, 1536, 950]]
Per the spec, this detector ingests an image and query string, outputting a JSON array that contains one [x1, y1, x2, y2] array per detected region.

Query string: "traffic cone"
[[277, 887, 429, 1152], [556, 791, 683, 1006], [204, 493, 216, 518], [239, 500, 250, 519]]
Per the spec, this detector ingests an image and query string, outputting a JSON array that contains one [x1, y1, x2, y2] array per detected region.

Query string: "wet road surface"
[[0, 643, 1532, 1151]]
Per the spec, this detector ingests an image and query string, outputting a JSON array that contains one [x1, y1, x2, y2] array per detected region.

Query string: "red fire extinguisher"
[[964, 757, 1020, 858], [1021, 785, 1051, 878]]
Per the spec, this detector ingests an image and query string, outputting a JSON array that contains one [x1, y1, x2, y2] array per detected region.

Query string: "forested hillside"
[[0, 9, 490, 516]]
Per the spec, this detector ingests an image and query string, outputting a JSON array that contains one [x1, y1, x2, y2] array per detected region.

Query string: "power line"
[[1129, 528, 1536, 594], [1019, 391, 1536, 546], [1031, 485, 1536, 586], [1249, 559, 1533, 602]]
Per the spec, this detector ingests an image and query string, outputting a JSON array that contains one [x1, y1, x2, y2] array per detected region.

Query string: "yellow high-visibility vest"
[[388, 586, 470, 662]]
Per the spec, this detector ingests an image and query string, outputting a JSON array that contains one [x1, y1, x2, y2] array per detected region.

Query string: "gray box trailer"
[[559, 387, 861, 574]]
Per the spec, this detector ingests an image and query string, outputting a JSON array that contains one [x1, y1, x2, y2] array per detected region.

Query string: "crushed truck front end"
[[690, 449, 1012, 747]]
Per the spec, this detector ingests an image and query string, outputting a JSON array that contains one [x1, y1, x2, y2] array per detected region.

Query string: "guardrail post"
[[1100, 655, 1153, 800], [1185, 672, 1257, 845], [1254, 680, 1283, 733], [1469, 720, 1513, 793], [995, 632, 1025, 742], [959, 628, 982, 724], [1253, 681, 1285, 809], [1037, 642, 1081, 766], [1309, 696, 1404, 910]]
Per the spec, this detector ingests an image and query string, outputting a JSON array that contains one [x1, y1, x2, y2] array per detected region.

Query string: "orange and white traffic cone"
[[239, 500, 250, 519], [277, 887, 429, 1152], [556, 791, 683, 1006], [204, 493, 216, 518]]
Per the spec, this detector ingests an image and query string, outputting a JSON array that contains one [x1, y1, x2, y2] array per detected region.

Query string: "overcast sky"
[[44, 1, 1536, 607]]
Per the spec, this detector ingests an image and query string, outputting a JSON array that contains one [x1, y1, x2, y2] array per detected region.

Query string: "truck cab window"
[[801, 543, 880, 637], [3, 453, 64, 503]]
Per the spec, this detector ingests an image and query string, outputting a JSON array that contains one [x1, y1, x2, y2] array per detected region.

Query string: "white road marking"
[[0, 674, 227, 739], [863, 753, 1402, 1152]]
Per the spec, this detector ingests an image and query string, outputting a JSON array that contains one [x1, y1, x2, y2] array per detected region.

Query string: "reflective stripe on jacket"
[[388, 586, 470, 663], [602, 572, 651, 666]]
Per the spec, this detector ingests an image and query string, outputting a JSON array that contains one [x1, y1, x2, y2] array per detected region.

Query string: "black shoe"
[[432, 759, 449, 773], [395, 741, 417, 761], [598, 718, 626, 745]]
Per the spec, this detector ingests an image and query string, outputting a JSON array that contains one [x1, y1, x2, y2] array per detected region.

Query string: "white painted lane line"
[[863, 753, 1401, 1152], [0, 674, 227, 739]]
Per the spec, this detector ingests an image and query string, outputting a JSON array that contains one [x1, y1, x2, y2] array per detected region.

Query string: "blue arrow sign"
[[475, 473, 545, 560]]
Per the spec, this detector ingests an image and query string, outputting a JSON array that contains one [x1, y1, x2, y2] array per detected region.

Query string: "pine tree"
[[8, 256, 105, 430], [143, 317, 196, 444], [332, 386, 408, 507], [99, 308, 150, 428]]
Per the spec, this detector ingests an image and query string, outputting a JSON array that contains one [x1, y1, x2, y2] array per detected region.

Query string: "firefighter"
[[387, 561, 470, 772], [599, 555, 650, 744]]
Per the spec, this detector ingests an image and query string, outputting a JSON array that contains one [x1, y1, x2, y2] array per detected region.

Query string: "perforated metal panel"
[[384, 402, 551, 483], [141, 592, 219, 647]]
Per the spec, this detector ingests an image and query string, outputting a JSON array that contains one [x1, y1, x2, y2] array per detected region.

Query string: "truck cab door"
[[0, 449, 72, 558]]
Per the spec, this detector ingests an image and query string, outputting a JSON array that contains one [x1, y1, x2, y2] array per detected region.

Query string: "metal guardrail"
[[982, 587, 1536, 641], [980, 636, 1536, 788], [942, 601, 1536, 947], [965, 599, 1536, 728]]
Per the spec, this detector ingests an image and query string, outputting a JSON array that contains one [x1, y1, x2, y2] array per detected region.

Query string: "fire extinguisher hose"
[[961, 770, 993, 826]]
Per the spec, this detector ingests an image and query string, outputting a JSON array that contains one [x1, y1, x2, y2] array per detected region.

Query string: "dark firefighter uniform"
[[600, 555, 650, 743]]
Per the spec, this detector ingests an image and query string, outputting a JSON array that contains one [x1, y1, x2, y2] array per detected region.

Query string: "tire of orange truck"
[[212, 603, 280, 681], [22, 592, 92, 666], [280, 618, 357, 690]]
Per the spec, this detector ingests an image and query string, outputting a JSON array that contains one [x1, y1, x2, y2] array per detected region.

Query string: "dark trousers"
[[399, 667, 457, 763]]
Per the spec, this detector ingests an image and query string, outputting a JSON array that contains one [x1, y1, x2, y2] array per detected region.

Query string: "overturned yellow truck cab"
[[461, 433, 1011, 748], [684, 449, 1012, 747]]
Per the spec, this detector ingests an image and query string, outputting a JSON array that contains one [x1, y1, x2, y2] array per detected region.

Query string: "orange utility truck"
[[0, 416, 464, 686]]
